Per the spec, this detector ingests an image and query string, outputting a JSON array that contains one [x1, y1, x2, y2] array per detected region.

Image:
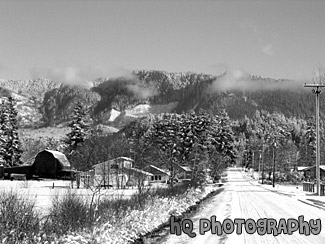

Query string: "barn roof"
[[43, 150, 71, 168]]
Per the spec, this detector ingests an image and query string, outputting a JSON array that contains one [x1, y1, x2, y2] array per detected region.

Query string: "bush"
[[96, 197, 136, 224], [43, 190, 92, 236], [152, 183, 190, 198], [0, 190, 40, 242]]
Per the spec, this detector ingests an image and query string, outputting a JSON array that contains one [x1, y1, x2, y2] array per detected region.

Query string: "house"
[[144, 165, 170, 183], [93, 157, 133, 175], [33, 149, 73, 179], [298, 165, 325, 181], [92, 157, 153, 188], [170, 162, 192, 179], [125, 167, 153, 187]]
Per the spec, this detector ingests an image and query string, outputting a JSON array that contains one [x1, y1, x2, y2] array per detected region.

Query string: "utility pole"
[[272, 141, 277, 188], [257, 150, 262, 181], [261, 145, 265, 184], [304, 83, 325, 196]]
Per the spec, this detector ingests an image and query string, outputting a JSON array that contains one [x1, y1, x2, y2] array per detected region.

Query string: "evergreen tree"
[[0, 97, 22, 167], [65, 102, 88, 152], [299, 118, 316, 166]]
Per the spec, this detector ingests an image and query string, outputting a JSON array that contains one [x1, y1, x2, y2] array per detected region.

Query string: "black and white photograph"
[[0, 0, 325, 243]]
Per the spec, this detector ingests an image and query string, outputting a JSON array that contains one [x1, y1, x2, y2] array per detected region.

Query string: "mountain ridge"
[[0, 70, 319, 130]]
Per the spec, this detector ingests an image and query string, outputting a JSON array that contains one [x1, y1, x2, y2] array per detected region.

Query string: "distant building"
[[93, 157, 133, 175], [92, 157, 153, 188], [33, 149, 73, 179], [3, 150, 74, 180], [298, 165, 325, 181], [170, 162, 192, 179], [144, 165, 170, 183]]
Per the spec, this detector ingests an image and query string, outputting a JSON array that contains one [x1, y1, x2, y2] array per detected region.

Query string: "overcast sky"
[[0, 0, 325, 81]]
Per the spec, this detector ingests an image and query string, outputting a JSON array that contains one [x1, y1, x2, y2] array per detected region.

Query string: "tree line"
[[3, 97, 323, 184], [232, 109, 324, 182], [65, 103, 237, 185]]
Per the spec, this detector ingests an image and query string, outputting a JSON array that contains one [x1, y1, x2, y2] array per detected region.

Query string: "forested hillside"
[[0, 70, 322, 128]]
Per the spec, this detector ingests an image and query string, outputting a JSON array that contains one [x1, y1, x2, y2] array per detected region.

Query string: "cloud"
[[262, 44, 275, 56], [29, 63, 133, 88], [238, 22, 263, 43], [239, 22, 276, 56], [209, 63, 229, 76], [126, 84, 158, 99], [207, 69, 304, 93]]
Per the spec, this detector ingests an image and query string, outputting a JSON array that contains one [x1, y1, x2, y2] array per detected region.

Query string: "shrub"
[[0, 190, 40, 242], [43, 190, 92, 236], [152, 182, 190, 198]]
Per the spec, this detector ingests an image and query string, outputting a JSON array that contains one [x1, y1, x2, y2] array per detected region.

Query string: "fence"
[[77, 171, 94, 188], [303, 182, 315, 192], [303, 182, 325, 195]]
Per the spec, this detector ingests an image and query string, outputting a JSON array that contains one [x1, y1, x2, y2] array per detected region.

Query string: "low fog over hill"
[[0, 70, 319, 130]]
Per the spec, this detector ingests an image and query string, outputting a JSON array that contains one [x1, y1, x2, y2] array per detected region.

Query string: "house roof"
[[129, 167, 153, 176], [171, 161, 192, 172], [93, 157, 133, 169], [43, 150, 70, 168], [147, 165, 170, 176], [297, 166, 309, 171], [179, 166, 192, 172], [299, 165, 325, 171], [116, 157, 134, 161]]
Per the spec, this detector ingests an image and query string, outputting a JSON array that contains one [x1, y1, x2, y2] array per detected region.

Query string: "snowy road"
[[161, 168, 325, 244]]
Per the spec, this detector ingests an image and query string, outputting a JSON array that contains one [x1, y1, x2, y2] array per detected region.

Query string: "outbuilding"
[[144, 165, 170, 183], [298, 165, 325, 181]]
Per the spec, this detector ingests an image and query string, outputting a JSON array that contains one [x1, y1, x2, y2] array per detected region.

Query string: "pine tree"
[[0, 97, 22, 167], [65, 102, 88, 152], [299, 118, 316, 166]]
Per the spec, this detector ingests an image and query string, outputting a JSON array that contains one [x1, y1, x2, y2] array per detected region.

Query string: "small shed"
[[33, 150, 72, 179], [299, 165, 325, 181], [4, 165, 33, 180]]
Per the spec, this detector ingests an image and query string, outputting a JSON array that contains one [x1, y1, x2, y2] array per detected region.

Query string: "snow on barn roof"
[[43, 150, 70, 168]]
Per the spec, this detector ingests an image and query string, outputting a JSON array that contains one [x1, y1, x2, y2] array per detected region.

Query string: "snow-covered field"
[[0, 179, 138, 215], [0, 178, 221, 243]]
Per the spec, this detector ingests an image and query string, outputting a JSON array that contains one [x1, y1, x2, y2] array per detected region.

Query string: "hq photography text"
[[170, 215, 321, 237]]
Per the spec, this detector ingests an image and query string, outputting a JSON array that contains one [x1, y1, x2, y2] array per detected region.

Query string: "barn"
[[33, 150, 72, 179]]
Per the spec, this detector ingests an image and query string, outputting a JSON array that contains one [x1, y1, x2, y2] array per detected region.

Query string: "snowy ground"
[[161, 168, 325, 244], [0, 179, 139, 215]]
